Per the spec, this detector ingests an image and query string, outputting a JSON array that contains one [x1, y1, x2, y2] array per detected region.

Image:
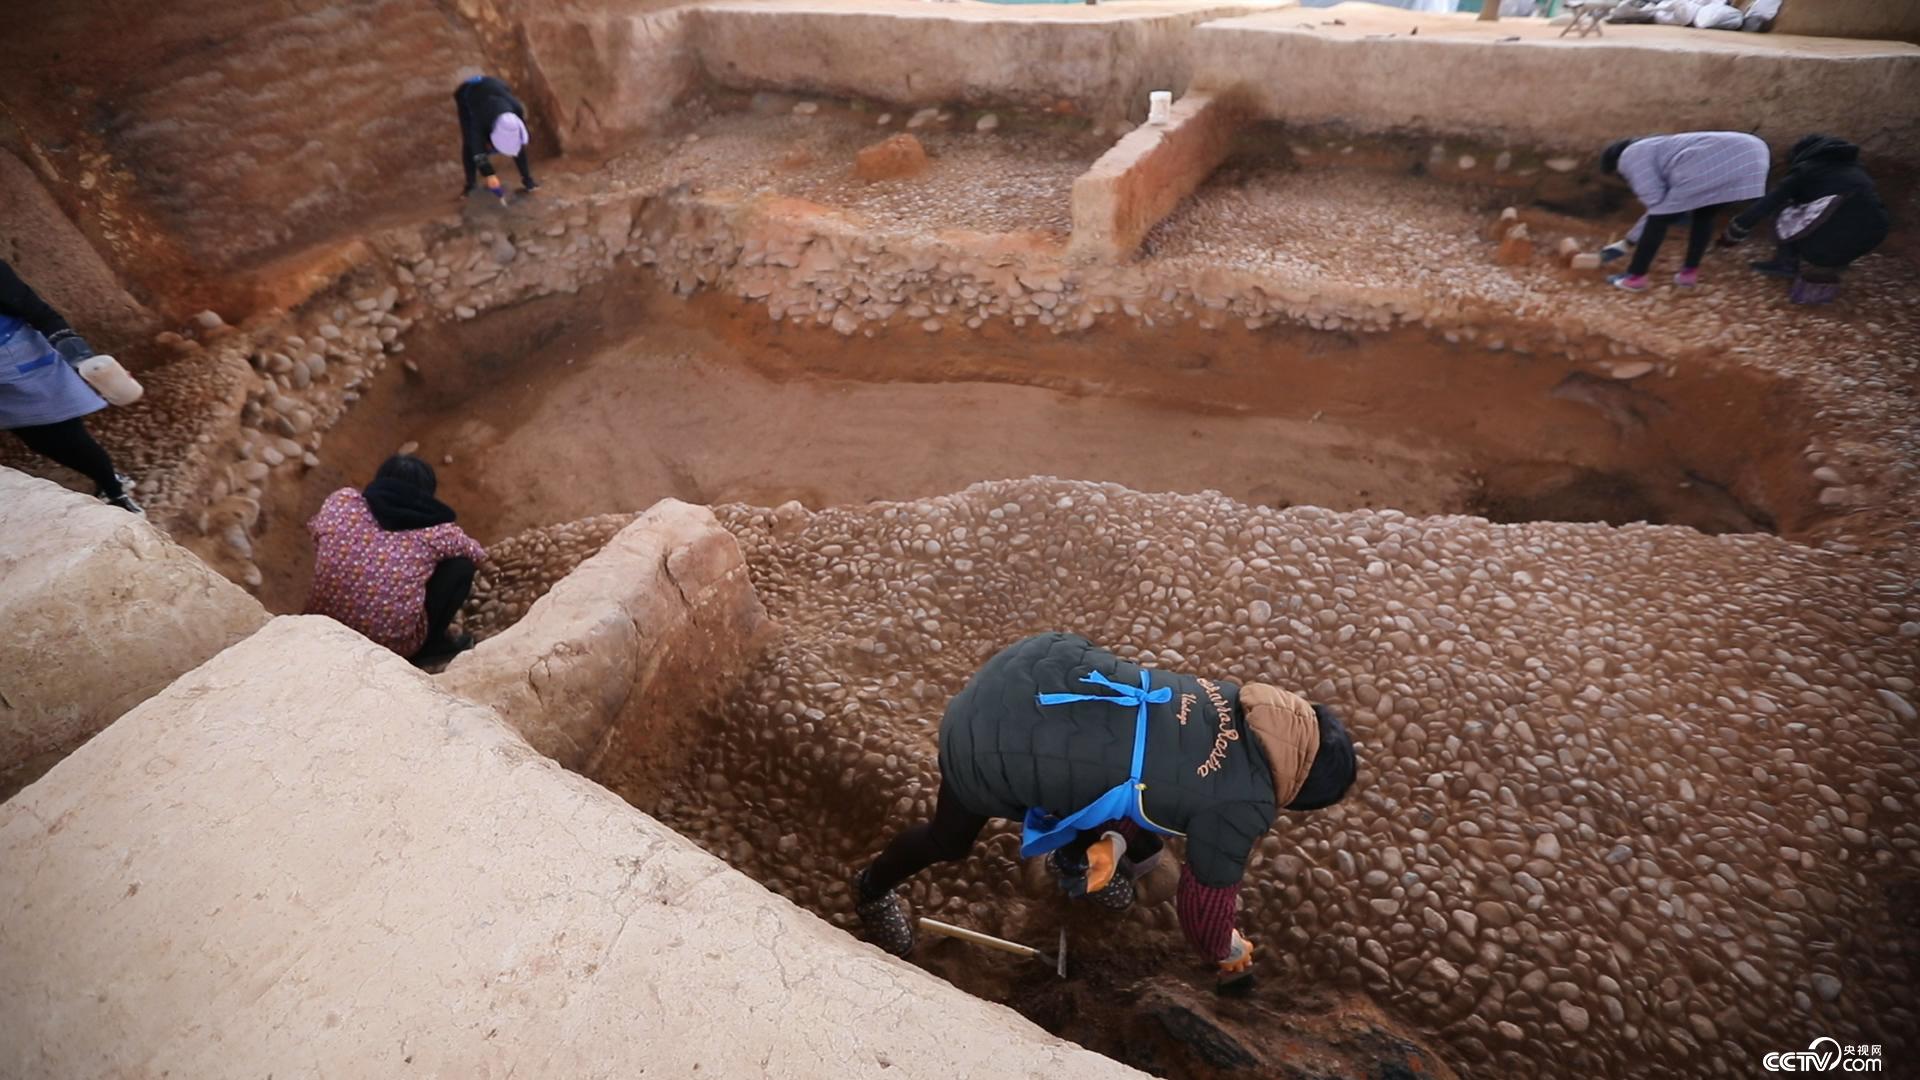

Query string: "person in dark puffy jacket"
[[1722, 134, 1891, 305], [852, 631, 1357, 992]]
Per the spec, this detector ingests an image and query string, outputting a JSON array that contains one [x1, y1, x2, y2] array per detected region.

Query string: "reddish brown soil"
[[252, 272, 1808, 612], [917, 909, 1460, 1080]]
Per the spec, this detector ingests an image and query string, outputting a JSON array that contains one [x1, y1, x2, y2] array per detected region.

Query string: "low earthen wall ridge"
[[436, 497, 771, 773], [1191, 14, 1920, 165], [1071, 89, 1250, 261], [0, 468, 268, 799], [0, 615, 1144, 1078], [688, 0, 1271, 122]]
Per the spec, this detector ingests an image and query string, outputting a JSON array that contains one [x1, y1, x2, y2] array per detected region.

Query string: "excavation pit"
[[248, 272, 1800, 614], [4, 4, 1919, 1077]]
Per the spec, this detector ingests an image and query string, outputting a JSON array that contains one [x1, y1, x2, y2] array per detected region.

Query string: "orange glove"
[[1085, 830, 1125, 893], [1216, 930, 1255, 994]]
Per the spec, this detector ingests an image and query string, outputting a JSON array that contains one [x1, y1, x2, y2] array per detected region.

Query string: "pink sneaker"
[[1674, 267, 1700, 288], [1609, 273, 1650, 293]]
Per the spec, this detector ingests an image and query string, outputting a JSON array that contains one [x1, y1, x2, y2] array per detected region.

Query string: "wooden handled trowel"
[[917, 917, 1068, 978]]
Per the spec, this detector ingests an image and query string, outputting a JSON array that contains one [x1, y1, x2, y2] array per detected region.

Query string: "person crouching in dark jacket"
[[1723, 135, 1891, 305], [851, 631, 1358, 993], [455, 74, 538, 201]]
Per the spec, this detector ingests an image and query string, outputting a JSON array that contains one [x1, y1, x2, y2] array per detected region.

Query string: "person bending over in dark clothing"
[[1597, 131, 1771, 293], [1722, 134, 1891, 306], [455, 74, 538, 199], [852, 631, 1358, 993], [0, 259, 141, 512]]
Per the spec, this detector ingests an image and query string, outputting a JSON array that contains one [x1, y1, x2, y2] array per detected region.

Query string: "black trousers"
[[9, 417, 122, 497], [857, 781, 1168, 902], [1628, 204, 1729, 276], [416, 556, 476, 659], [859, 780, 988, 901]]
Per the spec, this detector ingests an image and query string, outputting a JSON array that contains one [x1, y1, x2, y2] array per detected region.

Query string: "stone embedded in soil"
[[468, 476, 1920, 1080], [855, 134, 931, 182], [1496, 224, 1533, 266]]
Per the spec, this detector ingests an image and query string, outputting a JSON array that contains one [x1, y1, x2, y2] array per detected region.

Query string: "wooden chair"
[[1561, 0, 1619, 36]]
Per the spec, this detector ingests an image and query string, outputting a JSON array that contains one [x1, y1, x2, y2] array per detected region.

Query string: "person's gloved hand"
[[1599, 240, 1634, 265], [1084, 830, 1126, 894], [47, 329, 95, 366], [1215, 930, 1255, 995], [1718, 220, 1751, 247]]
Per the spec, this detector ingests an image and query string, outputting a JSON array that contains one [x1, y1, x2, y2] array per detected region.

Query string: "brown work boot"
[[853, 869, 915, 957]]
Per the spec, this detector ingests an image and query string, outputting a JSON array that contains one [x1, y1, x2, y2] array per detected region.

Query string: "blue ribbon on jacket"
[[1020, 669, 1176, 858]]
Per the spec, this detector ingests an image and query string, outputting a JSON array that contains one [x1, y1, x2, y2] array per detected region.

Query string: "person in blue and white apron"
[[0, 260, 141, 513], [852, 631, 1357, 992], [1721, 135, 1891, 306]]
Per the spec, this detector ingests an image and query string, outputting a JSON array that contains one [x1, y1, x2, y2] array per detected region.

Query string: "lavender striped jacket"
[[1618, 132, 1771, 244]]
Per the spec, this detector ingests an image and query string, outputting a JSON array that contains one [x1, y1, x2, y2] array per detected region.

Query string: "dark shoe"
[[101, 475, 144, 515], [1047, 846, 1093, 899], [412, 632, 474, 667], [1215, 969, 1257, 997], [1750, 257, 1799, 279], [1048, 835, 1134, 909], [1086, 869, 1136, 912], [1789, 278, 1841, 305], [520, 179, 540, 193], [854, 869, 914, 957]]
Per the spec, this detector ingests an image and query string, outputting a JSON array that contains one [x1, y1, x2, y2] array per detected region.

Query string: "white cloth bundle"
[[1693, 1, 1744, 29]]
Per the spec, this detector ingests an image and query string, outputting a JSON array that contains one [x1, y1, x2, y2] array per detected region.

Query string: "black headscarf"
[[1789, 134, 1859, 168], [1600, 137, 1637, 176], [361, 454, 457, 532], [1286, 704, 1358, 811]]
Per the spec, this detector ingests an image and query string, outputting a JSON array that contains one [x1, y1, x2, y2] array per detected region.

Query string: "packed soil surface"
[[605, 91, 1111, 238]]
